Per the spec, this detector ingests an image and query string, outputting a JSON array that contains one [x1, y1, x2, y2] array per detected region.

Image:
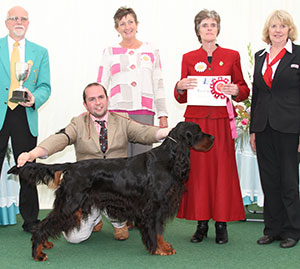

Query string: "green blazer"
[[0, 35, 51, 136]]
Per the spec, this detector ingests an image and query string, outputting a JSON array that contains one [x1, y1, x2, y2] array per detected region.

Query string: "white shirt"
[[8, 35, 25, 62]]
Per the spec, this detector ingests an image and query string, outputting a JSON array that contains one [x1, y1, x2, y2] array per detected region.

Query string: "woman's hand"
[[250, 133, 256, 152], [177, 78, 198, 91], [222, 83, 239, 97], [159, 116, 168, 128]]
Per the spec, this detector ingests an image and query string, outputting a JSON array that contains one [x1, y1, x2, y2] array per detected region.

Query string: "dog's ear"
[[185, 131, 194, 146], [7, 165, 20, 175]]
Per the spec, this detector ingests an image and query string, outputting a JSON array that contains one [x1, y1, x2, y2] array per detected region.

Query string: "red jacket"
[[174, 46, 250, 119]]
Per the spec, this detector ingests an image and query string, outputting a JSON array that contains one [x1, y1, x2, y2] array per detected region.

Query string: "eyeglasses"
[[7, 16, 29, 22]]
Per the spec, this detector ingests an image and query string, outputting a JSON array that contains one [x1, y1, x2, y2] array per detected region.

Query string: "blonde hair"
[[262, 10, 298, 44]]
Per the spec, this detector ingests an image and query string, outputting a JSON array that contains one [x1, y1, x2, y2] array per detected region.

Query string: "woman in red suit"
[[175, 9, 250, 244]]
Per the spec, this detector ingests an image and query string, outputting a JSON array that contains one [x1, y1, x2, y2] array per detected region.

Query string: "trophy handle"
[[24, 64, 32, 82]]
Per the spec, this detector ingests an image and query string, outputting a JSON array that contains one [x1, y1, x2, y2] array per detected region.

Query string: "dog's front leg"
[[154, 234, 176, 255], [32, 231, 53, 261], [32, 242, 48, 261]]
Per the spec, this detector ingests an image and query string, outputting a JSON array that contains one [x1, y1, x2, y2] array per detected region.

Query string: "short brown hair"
[[83, 83, 107, 103], [113, 7, 138, 29], [194, 9, 221, 43], [262, 10, 298, 44]]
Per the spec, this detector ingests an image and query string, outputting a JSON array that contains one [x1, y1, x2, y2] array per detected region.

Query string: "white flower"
[[194, 62, 207, 72]]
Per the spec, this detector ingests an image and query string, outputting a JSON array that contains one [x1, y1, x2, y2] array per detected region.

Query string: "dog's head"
[[168, 122, 214, 152]]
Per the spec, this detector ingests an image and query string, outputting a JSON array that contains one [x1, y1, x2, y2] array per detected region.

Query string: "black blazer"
[[250, 43, 300, 134]]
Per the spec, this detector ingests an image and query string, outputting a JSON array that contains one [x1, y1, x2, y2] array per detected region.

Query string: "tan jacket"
[[39, 112, 159, 161]]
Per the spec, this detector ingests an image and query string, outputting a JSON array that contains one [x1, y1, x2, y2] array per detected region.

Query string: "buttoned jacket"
[[174, 46, 249, 119], [250, 43, 300, 134]]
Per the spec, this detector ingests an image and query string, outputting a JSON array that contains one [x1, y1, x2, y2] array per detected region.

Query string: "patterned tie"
[[263, 48, 286, 88], [96, 120, 108, 153], [8, 41, 20, 110]]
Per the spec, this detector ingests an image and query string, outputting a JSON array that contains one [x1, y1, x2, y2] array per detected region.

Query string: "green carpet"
[[0, 206, 299, 269]]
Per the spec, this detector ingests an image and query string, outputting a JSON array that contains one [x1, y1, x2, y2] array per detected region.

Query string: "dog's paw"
[[33, 244, 48, 261], [164, 241, 173, 251], [34, 253, 48, 262], [154, 247, 176, 256]]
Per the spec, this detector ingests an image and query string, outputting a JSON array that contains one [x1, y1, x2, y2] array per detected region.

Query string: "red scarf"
[[263, 48, 286, 88]]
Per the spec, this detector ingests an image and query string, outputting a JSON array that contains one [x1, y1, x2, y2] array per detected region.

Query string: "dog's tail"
[[7, 162, 73, 189]]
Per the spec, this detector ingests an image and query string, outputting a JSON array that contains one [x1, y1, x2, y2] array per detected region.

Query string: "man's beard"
[[13, 26, 25, 37]]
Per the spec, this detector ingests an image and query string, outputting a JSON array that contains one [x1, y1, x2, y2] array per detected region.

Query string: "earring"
[[118, 34, 120, 37]]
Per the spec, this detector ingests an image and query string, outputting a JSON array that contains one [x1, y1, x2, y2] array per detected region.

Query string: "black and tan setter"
[[8, 121, 214, 261]]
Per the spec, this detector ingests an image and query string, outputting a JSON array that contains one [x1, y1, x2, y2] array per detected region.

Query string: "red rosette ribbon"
[[210, 77, 238, 139]]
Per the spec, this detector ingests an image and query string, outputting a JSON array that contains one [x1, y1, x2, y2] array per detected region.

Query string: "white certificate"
[[187, 76, 231, 106]]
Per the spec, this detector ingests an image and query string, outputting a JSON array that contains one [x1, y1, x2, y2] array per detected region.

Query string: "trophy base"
[[9, 91, 29, 103]]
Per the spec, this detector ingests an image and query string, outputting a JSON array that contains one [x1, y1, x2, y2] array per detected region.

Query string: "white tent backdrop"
[[1, 0, 299, 208]]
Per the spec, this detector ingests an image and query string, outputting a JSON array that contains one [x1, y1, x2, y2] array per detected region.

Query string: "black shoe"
[[190, 221, 209, 243], [22, 220, 40, 233], [257, 235, 280, 245], [215, 222, 228, 244], [280, 238, 298, 248]]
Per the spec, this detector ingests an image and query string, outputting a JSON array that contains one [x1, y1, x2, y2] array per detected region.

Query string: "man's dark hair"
[[83, 82, 107, 103]]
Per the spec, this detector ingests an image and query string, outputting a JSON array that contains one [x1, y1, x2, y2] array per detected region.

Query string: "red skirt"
[[177, 117, 245, 222]]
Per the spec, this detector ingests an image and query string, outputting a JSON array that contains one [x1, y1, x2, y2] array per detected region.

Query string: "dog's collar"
[[167, 136, 177, 143]]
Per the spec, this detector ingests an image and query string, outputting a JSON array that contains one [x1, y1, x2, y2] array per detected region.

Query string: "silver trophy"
[[9, 61, 31, 103]]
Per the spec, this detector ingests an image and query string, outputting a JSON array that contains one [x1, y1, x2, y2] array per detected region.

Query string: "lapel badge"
[[33, 69, 39, 84], [194, 61, 207, 72], [219, 61, 224, 66], [291, 64, 299, 69]]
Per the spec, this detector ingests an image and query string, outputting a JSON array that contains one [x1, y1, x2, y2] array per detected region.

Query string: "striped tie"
[[8, 42, 20, 110]]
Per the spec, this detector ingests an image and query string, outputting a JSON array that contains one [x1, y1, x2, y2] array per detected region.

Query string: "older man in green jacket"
[[0, 6, 51, 232]]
